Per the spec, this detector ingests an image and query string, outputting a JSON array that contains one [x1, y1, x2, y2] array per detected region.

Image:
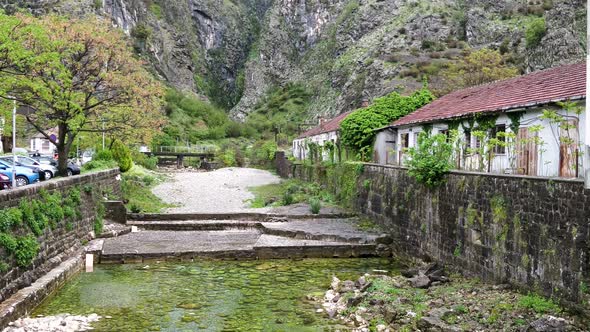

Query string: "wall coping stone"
[[0, 168, 120, 202], [362, 163, 586, 185]]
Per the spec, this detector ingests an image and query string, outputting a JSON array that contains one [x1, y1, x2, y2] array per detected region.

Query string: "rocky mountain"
[[1, 0, 586, 121]]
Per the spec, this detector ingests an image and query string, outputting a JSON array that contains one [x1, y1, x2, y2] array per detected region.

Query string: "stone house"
[[292, 111, 352, 161], [373, 62, 587, 178]]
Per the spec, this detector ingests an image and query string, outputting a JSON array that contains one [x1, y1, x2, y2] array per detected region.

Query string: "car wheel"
[[67, 169, 73, 177], [15, 176, 28, 187], [44, 170, 53, 180]]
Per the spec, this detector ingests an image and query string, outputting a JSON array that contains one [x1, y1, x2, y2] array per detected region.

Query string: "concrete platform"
[[100, 230, 379, 263]]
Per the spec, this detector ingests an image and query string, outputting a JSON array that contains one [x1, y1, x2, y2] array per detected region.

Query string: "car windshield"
[[17, 157, 35, 166]]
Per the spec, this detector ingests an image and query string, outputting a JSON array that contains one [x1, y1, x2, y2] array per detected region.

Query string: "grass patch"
[[246, 179, 334, 208], [518, 293, 560, 314], [122, 165, 173, 213], [81, 159, 118, 173]]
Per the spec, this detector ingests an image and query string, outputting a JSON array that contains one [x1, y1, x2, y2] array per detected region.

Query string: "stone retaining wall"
[[0, 169, 121, 305], [291, 163, 590, 309]]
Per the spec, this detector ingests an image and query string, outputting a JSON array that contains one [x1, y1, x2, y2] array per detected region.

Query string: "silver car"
[[0, 155, 58, 180]]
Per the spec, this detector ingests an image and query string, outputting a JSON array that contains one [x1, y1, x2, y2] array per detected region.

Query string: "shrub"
[[309, 198, 321, 214], [94, 149, 114, 161], [0, 208, 23, 232], [0, 260, 8, 273], [14, 236, 39, 267], [340, 88, 435, 156], [94, 218, 104, 235], [518, 294, 560, 314], [407, 132, 455, 187], [130, 24, 152, 41], [282, 192, 294, 205], [0, 233, 17, 253], [525, 17, 546, 49], [131, 151, 158, 170], [111, 140, 133, 172]]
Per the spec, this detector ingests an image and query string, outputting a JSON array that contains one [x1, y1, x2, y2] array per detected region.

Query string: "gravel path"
[[152, 168, 281, 213]]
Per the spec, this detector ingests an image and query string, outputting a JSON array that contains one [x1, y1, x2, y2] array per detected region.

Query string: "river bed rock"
[[318, 270, 586, 331], [3, 314, 100, 332]]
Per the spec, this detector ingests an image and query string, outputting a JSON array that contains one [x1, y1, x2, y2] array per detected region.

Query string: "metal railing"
[[155, 145, 218, 154]]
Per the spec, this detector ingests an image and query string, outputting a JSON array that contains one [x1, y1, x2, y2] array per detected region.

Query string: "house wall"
[[376, 103, 586, 178], [30, 138, 53, 155], [292, 131, 339, 161], [373, 129, 397, 165]]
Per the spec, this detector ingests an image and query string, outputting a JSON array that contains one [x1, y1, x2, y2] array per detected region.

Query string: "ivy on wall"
[[0, 187, 99, 272], [340, 87, 435, 159]]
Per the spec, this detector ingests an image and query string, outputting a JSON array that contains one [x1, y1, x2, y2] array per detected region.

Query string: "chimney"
[[319, 117, 326, 129], [361, 97, 370, 108]]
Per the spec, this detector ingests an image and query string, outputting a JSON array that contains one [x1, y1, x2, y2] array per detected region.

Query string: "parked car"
[[32, 156, 81, 176], [0, 173, 10, 190], [0, 157, 47, 181], [0, 160, 40, 187], [0, 156, 58, 180]]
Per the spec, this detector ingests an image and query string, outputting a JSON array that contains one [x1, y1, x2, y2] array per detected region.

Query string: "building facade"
[[374, 62, 587, 178], [292, 111, 352, 161]]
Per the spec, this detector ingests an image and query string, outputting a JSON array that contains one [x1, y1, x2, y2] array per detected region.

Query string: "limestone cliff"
[[1, 0, 586, 120]]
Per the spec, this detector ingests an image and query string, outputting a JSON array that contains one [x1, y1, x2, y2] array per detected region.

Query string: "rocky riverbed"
[[3, 314, 100, 332], [316, 264, 587, 331]]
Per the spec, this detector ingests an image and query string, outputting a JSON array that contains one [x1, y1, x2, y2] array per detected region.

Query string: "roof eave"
[[391, 95, 587, 127]]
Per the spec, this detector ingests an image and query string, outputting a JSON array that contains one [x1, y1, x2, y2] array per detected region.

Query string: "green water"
[[33, 259, 399, 331]]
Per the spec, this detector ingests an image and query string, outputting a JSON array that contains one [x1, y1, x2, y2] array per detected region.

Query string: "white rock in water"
[[324, 289, 338, 302], [331, 276, 341, 291], [3, 314, 101, 332]]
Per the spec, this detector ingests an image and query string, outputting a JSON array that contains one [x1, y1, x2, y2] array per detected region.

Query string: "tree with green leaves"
[[0, 13, 165, 175], [407, 131, 457, 187], [339, 87, 435, 159]]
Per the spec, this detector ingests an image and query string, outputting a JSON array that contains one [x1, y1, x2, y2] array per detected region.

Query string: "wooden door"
[[559, 120, 579, 178], [516, 128, 538, 176]]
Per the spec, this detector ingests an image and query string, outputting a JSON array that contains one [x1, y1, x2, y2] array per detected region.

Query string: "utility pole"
[[585, 0, 590, 189], [11, 99, 16, 188]]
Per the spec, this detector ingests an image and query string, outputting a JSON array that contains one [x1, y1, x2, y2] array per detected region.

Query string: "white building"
[[374, 62, 586, 178], [292, 111, 352, 161], [30, 129, 57, 155]]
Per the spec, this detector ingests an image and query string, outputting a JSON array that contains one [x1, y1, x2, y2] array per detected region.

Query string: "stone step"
[[127, 220, 262, 231], [127, 211, 356, 222], [127, 219, 377, 244], [99, 230, 380, 264]]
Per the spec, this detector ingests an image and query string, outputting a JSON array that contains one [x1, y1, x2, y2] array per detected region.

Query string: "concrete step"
[[127, 219, 378, 244], [127, 220, 262, 231], [99, 230, 380, 264]]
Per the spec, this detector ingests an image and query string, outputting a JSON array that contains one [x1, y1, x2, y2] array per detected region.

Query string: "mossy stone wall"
[[0, 169, 121, 304], [292, 163, 590, 309]]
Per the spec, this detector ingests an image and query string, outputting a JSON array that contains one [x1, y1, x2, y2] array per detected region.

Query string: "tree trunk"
[[57, 143, 69, 176], [56, 123, 70, 176]]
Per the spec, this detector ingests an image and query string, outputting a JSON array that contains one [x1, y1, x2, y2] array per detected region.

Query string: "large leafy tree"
[[0, 13, 165, 175]]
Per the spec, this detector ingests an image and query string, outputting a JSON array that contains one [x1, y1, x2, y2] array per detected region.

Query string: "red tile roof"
[[392, 62, 586, 127], [297, 111, 353, 139]]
